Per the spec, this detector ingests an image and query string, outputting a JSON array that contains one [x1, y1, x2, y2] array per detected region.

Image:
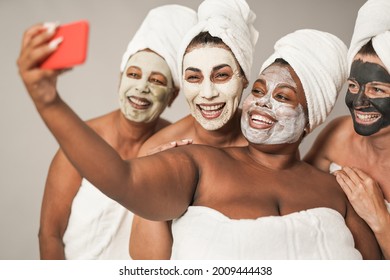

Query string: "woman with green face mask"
[[34, 5, 196, 259]]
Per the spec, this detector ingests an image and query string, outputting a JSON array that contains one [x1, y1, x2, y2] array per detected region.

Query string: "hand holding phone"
[[41, 20, 89, 69]]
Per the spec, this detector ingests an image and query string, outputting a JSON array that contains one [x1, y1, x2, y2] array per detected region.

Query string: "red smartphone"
[[41, 20, 89, 69]]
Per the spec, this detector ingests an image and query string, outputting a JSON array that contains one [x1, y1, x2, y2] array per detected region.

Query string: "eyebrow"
[[212, 64, 231, 72], [255, 79, 297, 94], [185, 67, 201, 72]]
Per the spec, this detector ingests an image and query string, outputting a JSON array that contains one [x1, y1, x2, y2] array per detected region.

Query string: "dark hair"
[[184, 31, 246, 78], [357, 40, 377, 56], [273, 58, 289, 66]]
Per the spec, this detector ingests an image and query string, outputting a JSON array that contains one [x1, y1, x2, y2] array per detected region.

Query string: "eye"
[[185, 72, 202, 83], [347, 81, 359, 94], [213, 72, 230, 81], [127, 72, 140, 79], [275, 93, 289, 101], [251, 87, 264, 96], [374, 87, 384, 93]]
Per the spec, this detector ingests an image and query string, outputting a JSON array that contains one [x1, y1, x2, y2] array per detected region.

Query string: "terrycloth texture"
[[260, 29, 348, 133], [348, 0, 390, 72], [171, 206, 362, 260], [120, 5, 197, 87], [63, 179, 133, 259], [177, 0, 258, 84], [329, 162, 342, 174]]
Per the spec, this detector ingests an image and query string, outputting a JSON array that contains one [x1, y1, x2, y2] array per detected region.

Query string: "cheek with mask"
[[182, 47, 244, 131], [346, 60, 390, 136], [118, 51, 173, 123], [241, 95, 306, 145]]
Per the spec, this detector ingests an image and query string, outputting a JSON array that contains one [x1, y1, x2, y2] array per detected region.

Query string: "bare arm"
[[39, 149, 82, 259], [130, 139, 193, 260], [304, 117, 348, 172], [18, 23, 199, 221], [343, 190, 382, 259], [130, 217, 172, 259], [337, 167, 390, 259]]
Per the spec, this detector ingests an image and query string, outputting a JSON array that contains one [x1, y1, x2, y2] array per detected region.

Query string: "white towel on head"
[[120, 5, 197, 87], [348, 0, 390, 72], [177, 0, 258, 84], [260, 29, 348, 133]]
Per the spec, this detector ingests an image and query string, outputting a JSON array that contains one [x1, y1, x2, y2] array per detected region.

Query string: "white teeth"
[[251, 114, 275, 125], [199, 104, 224, 111], [356, 113, 380, 121], [129, 96, 150, 106]]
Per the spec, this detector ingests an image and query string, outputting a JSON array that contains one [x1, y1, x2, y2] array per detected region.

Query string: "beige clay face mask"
[[118, 51, 173, 123]]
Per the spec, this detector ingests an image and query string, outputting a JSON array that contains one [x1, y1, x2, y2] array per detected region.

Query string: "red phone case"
[[41, 20, 89, 69]]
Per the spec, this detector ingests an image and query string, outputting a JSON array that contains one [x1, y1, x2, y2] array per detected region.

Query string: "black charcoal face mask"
[[345, 60, 390, 136]]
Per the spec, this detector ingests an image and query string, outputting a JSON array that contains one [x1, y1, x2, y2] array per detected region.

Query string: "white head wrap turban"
[[260, 29, 348, 133], [120, 5, 197, 87], [177, 0, 258, 86], [348, 0, 390, 73]]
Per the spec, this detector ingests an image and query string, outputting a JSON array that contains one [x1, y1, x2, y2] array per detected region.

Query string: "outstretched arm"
[[336, 167, 390, 259], [18, 23, 198, 221], [39, 149, 82, 259]]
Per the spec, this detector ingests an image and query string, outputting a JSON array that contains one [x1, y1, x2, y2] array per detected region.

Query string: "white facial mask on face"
[[182, 47, 245, 130], [118, 51, 173, 123], [241, 65, 306, 145]]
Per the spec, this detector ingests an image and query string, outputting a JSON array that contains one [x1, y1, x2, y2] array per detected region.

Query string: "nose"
[[135, 79, 150, 94], [354, 85, 370, 108], [200, 80, 218, 99], [255, 94, 272, 109]]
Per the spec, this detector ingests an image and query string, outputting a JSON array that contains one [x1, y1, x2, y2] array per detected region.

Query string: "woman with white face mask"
[[130, 0, 258, 259], [36, 5, 196, 259], [18, 22, 381, 258]]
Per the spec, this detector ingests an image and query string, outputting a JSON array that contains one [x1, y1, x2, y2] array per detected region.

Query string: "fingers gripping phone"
[[41, 20, 89, 69]]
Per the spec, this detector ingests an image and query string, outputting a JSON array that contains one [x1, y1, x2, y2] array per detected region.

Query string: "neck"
[[246, 141, 301, 170], [360, 127, 390, 157], [193, 110, 245, 147], [115, 111, 160, 145]]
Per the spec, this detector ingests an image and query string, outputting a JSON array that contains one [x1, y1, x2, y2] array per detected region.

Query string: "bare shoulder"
[[84, 110, 118, 137], [139, 115, 194, 155], [304, 116, 354, 168]]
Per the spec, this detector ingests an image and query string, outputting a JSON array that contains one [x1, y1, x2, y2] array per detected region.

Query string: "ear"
[[243, 77, 249, 89], [302, 122, 310, 138], [168, 87, 179, 107]]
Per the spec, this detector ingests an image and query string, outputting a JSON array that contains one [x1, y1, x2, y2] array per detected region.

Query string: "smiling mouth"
[[249, 111, 276, 129], [128, 96, 151, 110], [197, 103, 225, 119], [354, 110, 381, 125]]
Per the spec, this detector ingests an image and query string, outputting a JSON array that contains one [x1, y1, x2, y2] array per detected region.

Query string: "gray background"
[[0, 0, 365, 259]]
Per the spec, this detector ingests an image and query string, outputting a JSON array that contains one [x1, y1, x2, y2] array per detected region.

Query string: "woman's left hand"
[[335, 166, 389, 234]]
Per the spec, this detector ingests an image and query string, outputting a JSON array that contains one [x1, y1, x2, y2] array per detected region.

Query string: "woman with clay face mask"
[[130, 0, 258, 259], [35, 5, 196, 259], [304, 0, 390, 259], [18, 23, 381, 259]]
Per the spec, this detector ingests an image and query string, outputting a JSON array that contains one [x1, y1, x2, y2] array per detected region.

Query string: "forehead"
[[126, 51, 170, 75], [350, 58, 390, 84], [183, 46, 238, 70], [259, 64, 296, 86]]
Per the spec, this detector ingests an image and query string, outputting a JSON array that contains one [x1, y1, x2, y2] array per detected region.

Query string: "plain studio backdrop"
[[0, 0, 365, 259]]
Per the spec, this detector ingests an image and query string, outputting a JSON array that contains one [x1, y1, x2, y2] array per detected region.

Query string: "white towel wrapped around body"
[[120, 5, 197, 87], [348, 0, 390, 72], [177, 0, 259, 84], [260, 29, 348, 132], [171, 206, 362, 259]]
